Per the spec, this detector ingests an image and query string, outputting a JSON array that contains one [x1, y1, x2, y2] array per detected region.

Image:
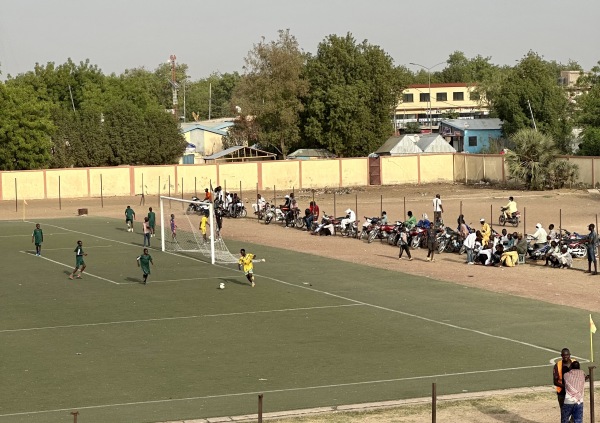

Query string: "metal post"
[[181, 178, 184, 209], [256, 183, 259, 222], [158, 176, 161, 205], [590, 366, 596, 423], [404, 196, 406, 219], [356, 194, 358, 218], [71, 411, 79, 423], [274, 185, 276, 205], [194, 176, 197, 197], [523, 206, 526, 236], [141, 173, 144, 197], [101, 174, 104, 208], [59, 175, 62, 210], [432, 382, 437, 423], [240, 181, 243, 213], [559, 209, 562, 236], [168, 175, 171, 208], [490, 204, 492, 231], [258, 394, 263, 423], [380, 194, 383, 216], [334, 192, 336, 218], [460, 200, 463, 217], [14, 178, 17, 212]]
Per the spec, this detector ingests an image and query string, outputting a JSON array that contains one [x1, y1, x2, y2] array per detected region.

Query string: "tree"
[[185, 72, 240, 121], [486, 52, 572, 152], [302, 33, 408, 157], [439, 51, 497, 84], [0, 82, 54, 170], [232, 29, 309, 157], [505, 128, 578, 190], [576, 61, 600, 155]]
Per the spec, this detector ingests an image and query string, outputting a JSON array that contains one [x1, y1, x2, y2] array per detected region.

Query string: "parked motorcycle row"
[[186, 195, 247, 219]]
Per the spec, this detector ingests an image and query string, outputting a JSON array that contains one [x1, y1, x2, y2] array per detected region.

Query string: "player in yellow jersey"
[[199, 212, 210, 243], [238, 248, 265, 287]]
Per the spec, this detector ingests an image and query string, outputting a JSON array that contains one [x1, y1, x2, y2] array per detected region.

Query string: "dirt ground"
[[3, 182, 600, 422]]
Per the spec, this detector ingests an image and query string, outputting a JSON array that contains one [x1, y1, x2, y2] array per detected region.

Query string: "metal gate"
[[369, 156, 381, 185]]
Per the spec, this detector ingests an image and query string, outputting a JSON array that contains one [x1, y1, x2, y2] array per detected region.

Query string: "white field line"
[[19, 251, 119, 285], [0, 232, 69, 238], [0, 363, 552, 418], [119, 275, 246, 285], [0, 304, 363, 334], [33, 245, 113, 251], [24, 221, 563, 356]]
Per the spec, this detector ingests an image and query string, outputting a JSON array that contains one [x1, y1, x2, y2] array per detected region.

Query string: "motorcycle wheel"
[[359, 230, 368, 241], [499, 215, 506, 226], [410, 236, 420, 249], [186, 206, 195, 215], [368, 230, 378, 244], [295, 217, 305, 229], [265, 215, 273, 225], [445, 241, 455, 253], [238, 208, 247, 218], [388, 234, 397, 246], [458, 245, 466, 255], [511, 217, 519, 227], [437, 239, 447, 254]]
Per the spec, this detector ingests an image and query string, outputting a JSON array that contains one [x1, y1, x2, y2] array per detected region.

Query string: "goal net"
[[159, 196, 238, 264]]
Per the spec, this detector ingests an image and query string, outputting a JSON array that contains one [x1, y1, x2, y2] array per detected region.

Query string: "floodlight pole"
[[170, 54, 178, 121], [409, 61, 445, 132]]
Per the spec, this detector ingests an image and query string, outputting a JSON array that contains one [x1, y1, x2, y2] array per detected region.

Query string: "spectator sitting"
[[304, 201, 319, 231], [557, 246, 573, 269], [548, 224, 558, 241], [545, 241, 561, 267], [529, 223, 548, 250], [477, 243, 494, 265], [510, 233, 528, 255], [500, 247, 519, 267], [500, 228, 510, 247], [493, 244, 504, 266], [380, 211, 388, 226], [417, 213, 431, 229], [404, 211, 417, 229]]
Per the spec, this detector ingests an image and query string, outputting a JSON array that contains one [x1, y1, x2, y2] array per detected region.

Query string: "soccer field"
[[0, 217, 591, 423]]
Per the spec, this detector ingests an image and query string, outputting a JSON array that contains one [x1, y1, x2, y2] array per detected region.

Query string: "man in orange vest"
[[553, 348, 573, 412]]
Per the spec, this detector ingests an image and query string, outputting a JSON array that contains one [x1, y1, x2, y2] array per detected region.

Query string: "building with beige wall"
[[394, 83, 489, 132]]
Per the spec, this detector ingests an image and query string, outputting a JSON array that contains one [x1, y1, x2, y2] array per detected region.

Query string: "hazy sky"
[[1, 0, 598, 81]]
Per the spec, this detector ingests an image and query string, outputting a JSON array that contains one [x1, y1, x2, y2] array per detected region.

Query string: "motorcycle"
[[367, 220, 397, 243], [499, 207, 520, 227], [409, 226, 427, 249], [264, 204, 285, 225], [186, 196, 210, 215], [314, 212, 341, 236], [340, 219, 360, 238], [359, 217, 380, 241], [284, 208, 305, 229], [526, 235, 551, 260], [387, 222, 406, 246]]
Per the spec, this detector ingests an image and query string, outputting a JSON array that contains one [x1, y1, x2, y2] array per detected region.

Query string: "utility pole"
[[208, 82, 212, 120], [170, 54, 178, 121], [527, 99, 537, 131]]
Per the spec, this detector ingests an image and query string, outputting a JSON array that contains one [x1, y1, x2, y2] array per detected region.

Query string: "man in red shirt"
[[304, 201, 320, 231]]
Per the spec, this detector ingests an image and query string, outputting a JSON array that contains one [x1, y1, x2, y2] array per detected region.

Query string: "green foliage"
[[505, 128, 578, 190], [0, 83, 54, 170], [485, 52, 572, 152], [186, 72, 240, 121], [232, 30, 309, 156], [302, 33, 407, 157], [403, 122, 421, 134], [577, 128, 600, 156], [439, 51, 498, 84]]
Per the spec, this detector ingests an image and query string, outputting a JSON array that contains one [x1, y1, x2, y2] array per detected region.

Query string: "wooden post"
[[71, 411, 79, 423], [256, 183, 259, 222], [523, 206, 526, 236], [559, 209, 562, 236], [14, 178, 17, 212], [460, 200, 463, 216], [240, 181, 243, 213], [403, 196, 406, 219], [432, 382, 436, 423], [194, 176, 197, 197], [274, 185, 276, 205], [490, 204, 492, 231], [168, 175, 171, 208], [380, 194, 383, 216], [181, 178, 184, 209], [158, 176, 161, 205], [334, 191, 336, 218], [258, 394, 263, 423], [356, 194, 358, 218], [59, 175, 62, 210], [100, 174, 104, 208]]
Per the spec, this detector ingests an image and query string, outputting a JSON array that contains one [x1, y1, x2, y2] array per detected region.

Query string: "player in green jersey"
[[69, 240, 87, 279], [31, 223, 44, 256], [125, 206, 136, 232], [137, 248, 154, 285]]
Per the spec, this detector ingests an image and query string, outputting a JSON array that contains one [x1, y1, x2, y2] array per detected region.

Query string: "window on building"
[[468, 136, 477, 147], [470, 91, 481, 100], [453, 92, 464, 101], [436, 92, 447, 101], [420, 93, 430, 102], [403, 93, 414, 103]]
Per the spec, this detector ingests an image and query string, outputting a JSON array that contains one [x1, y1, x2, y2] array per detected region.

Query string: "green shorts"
[[76, 256, 85, 267]]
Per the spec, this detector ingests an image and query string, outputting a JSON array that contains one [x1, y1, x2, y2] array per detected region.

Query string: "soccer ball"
[[219, 283, 225, 289]]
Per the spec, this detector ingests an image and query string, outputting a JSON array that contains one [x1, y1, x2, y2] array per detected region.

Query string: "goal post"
[[159, 196, 238, 264]]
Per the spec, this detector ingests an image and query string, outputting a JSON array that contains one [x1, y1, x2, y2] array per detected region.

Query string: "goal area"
[[159, 196, 238, 264]]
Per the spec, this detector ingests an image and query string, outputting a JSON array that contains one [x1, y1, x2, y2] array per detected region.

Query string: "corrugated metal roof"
[[180, 124, 228, 136], [203, 145, 276, 161], [441, 118, 503, 131], [287, 149, 336, 158], [375, 135, 422, 155], [416, 134, 456, 153]]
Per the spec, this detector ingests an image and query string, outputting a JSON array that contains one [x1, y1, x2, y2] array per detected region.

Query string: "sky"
[[1, 0, 599, 81]]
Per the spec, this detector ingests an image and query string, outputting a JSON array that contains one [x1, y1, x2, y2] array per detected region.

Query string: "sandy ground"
[[3, 183, 600, 422]]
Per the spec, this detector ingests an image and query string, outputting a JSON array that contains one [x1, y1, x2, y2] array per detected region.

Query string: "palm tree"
[[505, 128, 578, 190]]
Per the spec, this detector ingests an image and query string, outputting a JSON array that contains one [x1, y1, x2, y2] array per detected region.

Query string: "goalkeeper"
[[199, 211, 210, 243], [238, 248, 261, 287]]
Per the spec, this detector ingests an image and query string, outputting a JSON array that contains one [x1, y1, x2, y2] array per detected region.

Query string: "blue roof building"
[[439, 118, 503, 153]]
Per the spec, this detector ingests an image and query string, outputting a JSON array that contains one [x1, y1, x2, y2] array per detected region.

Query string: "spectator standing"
[[586, 223, 598, 275], [142, 217, 151, 247], [553, 348, 573, 414], [432, 194, 444, 225], [463, 230, 478, 265], [562, 361, 586, 423], [398, 228, 412, 261], [426, 224, 439, 262], [480, 218, 491, 245]]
